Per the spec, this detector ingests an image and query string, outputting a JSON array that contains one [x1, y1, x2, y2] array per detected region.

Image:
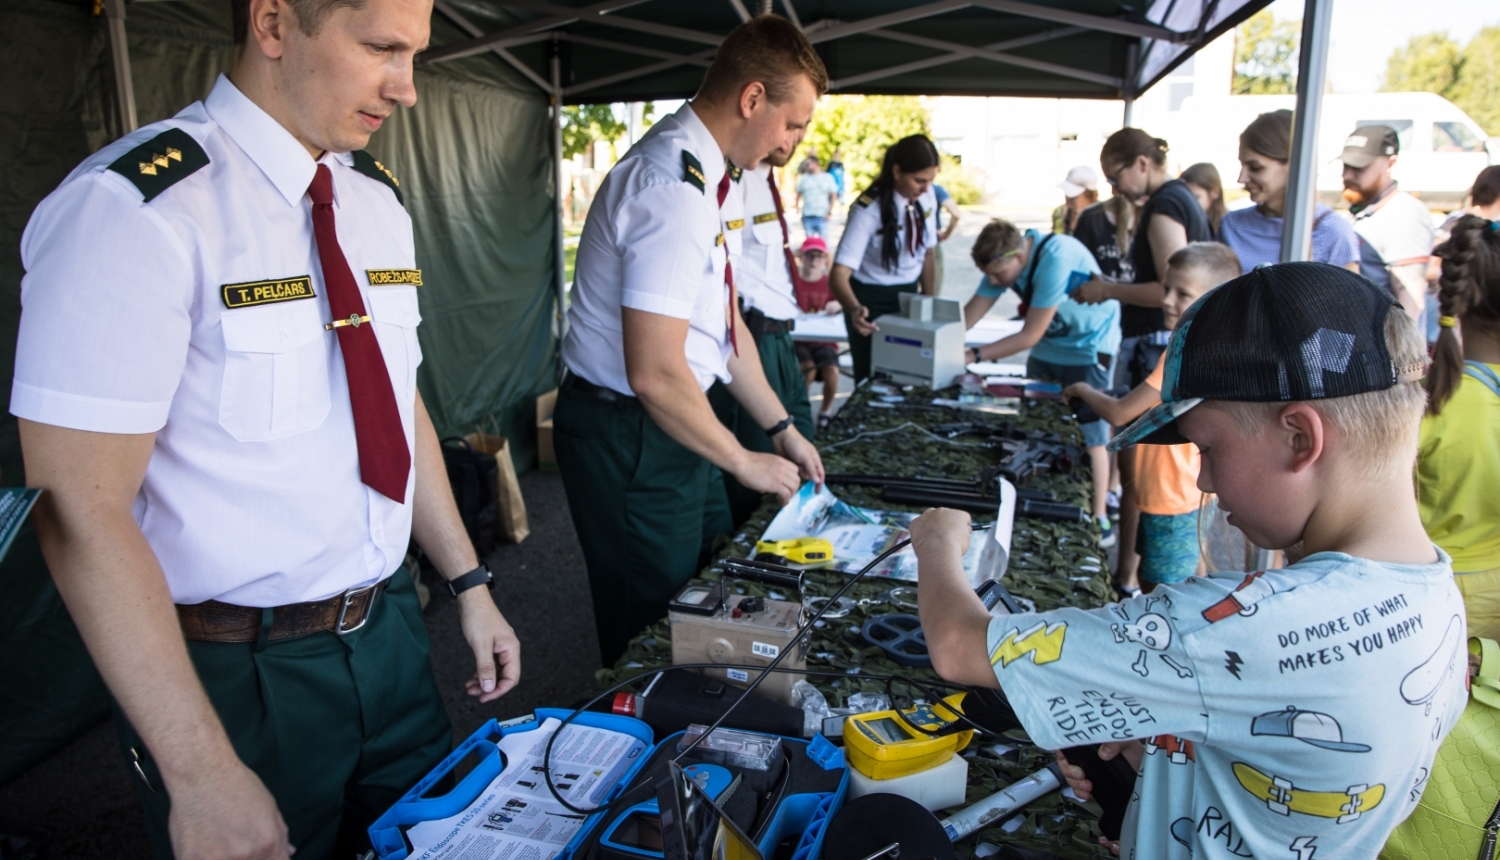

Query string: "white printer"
[[870, 293, 968, 387]]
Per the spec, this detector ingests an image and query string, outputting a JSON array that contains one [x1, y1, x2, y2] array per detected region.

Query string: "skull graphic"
[[1113, 613, 1172, 651]]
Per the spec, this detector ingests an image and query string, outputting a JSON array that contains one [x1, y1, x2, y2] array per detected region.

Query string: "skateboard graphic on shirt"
[[1232, 762, 1385, 823]]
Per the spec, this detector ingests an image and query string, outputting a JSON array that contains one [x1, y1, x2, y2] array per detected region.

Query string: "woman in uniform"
[[829, 135, 941, 382]]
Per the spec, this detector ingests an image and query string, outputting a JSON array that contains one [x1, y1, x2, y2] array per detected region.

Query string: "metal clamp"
[[336, 581, 380, 635], [325, 313, 371, 331]]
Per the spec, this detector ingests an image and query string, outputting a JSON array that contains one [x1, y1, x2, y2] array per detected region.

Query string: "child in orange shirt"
[[1064, 243, 1241, 591]]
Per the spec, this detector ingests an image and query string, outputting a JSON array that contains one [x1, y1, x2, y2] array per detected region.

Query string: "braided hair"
[[860, 135, 940, 271], [1428, 214, 1500, 414]]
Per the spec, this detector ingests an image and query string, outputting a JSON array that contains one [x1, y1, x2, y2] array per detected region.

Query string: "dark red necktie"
[[767, 169, 803, 294], [717, 170, 738, 357], [308, 164, 411, 502], [905, 201, 922, 257]]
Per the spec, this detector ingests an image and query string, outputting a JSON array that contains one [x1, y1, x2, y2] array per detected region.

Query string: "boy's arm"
[[1063, 381, 1163, 427], [972, 304, 1057, 362], [912, 509, 1001, 688], [963, 292, 999, 329]]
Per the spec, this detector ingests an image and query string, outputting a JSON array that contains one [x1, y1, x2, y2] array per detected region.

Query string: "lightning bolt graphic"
[[990, 621, 1067, 668], [1290, 835, 1317, 860], [1225, 650, 1244, 680]]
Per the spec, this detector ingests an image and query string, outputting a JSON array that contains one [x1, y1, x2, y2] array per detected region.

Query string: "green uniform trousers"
[[553, 381, 734, 666], [114, 568, 451, 860], [707, 329, 814, 528], [845, 277, 919, 383]]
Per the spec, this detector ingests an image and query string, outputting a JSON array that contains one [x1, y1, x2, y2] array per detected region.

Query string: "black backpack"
[[441, 436, 497, 557]]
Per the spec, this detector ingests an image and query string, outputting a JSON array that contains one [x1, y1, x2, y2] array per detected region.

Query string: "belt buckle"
[[336, 582, 380, 636]]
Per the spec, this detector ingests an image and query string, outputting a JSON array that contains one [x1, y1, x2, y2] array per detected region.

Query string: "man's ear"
[[246, 0, 292, 60], [738, 81, 766, 120], [1278, 402, 1326, 474]]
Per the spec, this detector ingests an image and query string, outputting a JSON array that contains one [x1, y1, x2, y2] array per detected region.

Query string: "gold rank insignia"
[[107, 128, 210, 202], [138, 147, 182, 176], [753, 212, 779, 224], [682, 151, 706, 192], [715, 232, 725, 246], [221, 276, 317, 309], [856, 193, 874, 207], [726, 160, 743, 182], [725, 219, 745, 230], [366, 269, 423, 286]]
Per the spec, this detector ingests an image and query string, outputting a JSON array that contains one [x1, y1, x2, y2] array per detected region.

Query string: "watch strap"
[[766, 415, 796, 437], [447, 564, 494, 597]]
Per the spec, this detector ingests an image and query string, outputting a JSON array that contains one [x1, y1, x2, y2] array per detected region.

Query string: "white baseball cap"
[[1058, 165, 1098, 197]]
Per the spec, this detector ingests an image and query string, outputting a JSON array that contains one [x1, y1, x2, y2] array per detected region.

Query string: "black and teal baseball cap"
[[1108, 262, 1412, 451]]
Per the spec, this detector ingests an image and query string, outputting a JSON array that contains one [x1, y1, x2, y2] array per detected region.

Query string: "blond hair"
[[696, 15, 828, 105], [1203, 306, 1428, 477], [1167, 242, 1241, 289]]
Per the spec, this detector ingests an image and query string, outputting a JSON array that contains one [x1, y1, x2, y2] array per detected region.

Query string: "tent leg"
[[1120, 40, 1137, 127], [103, 0, 138, 133], [550, 38, 568, 382], [1279, 0, 1334, 264]]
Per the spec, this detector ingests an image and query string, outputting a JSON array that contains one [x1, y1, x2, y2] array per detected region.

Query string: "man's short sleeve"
[[13, 175, 194, 433], [1025, 236, 1099, 310], [834, 202, 878, 271], [618, 181, 712, 320], [987, 601, 1209, 749]]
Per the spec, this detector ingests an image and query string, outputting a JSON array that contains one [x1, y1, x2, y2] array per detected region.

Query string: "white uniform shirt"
[[731, 164, 801, 321], [12, 75, 421, 607], [563, 103, 733, 396], [833, 186, 939, 285]]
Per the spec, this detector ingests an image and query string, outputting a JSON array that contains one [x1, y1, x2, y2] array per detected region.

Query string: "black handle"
[[1060, 743, 1138, 841]]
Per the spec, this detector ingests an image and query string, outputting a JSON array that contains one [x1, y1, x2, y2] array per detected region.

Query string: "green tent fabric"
[[0, 0, 556, 782]]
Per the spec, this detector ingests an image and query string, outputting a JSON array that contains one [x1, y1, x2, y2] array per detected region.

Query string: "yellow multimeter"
[[754, 537, 835, 566], [843, 693, 973, 780]]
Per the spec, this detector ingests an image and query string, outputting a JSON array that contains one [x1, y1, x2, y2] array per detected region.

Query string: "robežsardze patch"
[[221, 276, 317, 309], [366, 269, 423, 287]]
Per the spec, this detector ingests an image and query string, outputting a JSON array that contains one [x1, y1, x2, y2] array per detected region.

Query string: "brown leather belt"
[[177, 580, 387, 643]]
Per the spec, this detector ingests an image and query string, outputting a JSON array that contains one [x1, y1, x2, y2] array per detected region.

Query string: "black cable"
[[539, 521, 992, 815]]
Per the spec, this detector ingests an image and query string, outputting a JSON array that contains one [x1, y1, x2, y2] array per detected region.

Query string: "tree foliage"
[[561, 104, 625, 160], [1383, 26, 1500, 135], [798, 95, 931, 195], [1233, 10, 1299, 96]]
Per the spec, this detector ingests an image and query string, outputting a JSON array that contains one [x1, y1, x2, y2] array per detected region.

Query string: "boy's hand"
[[1072, 278, 1112, 305], [910, 508, 972, 559], [1061, 381, 1096, 403], [1054, 741, 1144, 802]]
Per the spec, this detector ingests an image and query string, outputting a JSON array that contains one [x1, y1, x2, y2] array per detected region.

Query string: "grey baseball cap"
[[1341, 126, 1400, 168], [1251, 706, 1371, 752]]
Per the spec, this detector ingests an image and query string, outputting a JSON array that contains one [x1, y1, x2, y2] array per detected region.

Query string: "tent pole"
[[1279, 0, 1334, 264], [103, 0, 138, 133], [1120, 40, 1137, 127], [550, 35, 568, 381]]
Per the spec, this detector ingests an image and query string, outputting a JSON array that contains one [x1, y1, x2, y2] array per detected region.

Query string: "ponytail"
[[1427, 214, 1500, 414], [859, 134, 940, 271], [1100, 127, 1169, 173]]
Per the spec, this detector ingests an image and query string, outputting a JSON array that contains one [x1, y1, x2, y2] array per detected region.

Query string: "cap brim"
[[1058, 181, 1086, 197], [1300, 738, 1372, 753], [1107, 398, 1202, 451], [1340, 149, 1376, 169]]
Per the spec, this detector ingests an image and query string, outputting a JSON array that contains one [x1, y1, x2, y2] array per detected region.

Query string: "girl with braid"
[[1417, 214, 1500, 639]]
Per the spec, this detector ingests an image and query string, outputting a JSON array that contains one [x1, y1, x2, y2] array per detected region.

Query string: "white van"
[[1159, 91, 1495, 211]]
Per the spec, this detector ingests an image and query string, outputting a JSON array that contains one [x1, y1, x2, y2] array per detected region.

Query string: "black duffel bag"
[[441, 436, 497, 557]]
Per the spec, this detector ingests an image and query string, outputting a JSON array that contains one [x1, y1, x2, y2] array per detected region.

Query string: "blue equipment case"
[[369, 707, 848, 860]]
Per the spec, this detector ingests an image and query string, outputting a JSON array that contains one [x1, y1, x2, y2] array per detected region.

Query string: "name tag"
[[753, 212, 779, 224], [366, 268, 423, 287], [725, 219, 745, 230], [715, 233, 725, 246], [221, 276, 316, 309]]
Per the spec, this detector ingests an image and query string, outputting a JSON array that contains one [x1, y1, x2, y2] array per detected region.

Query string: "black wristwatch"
[[766, 415, 796, 438], [447, 564, 494, 597]]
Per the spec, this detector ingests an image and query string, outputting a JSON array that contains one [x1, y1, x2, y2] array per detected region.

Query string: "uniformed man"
[[557, 14, 827, 666], [708, 144, 817, 527], [13, 0, 520, 857]]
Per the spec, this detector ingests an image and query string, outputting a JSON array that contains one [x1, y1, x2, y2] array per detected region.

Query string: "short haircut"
[[1166, 242, 1241, 289], [1204, 306, 1428, 477], [232, 0, 365, 46], [696, 15, 828, 105], [1471, 165, 1500, 208], [971, 219, 1023, 268]]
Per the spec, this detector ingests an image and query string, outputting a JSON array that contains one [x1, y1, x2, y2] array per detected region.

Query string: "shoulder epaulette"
[[726, 160, 742, 182], [855, 194, 874, 208], [351, 151, 403, 206], [106, 128, 209, 203], [682, 151, 705, 192]]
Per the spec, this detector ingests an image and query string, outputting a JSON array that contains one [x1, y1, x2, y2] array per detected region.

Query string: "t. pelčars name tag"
[[221, 276, 316, 309], [366, 269, 423, 286]]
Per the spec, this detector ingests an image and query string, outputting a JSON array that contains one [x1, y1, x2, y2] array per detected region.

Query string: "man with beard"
[[1342, 125, 1433, 321], [708, 142, 817, 526]]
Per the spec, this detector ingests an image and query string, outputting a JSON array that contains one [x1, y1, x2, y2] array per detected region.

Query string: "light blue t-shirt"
[[1219, 203, 1360, 274], [987, 551, 1466, 860], [974, 229, 1119, 366], [796, 172, 839, 218]]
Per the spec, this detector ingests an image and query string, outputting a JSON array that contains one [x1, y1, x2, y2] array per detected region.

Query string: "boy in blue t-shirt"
[[915, 263, 1465, 860], [962, 218, 1121, 544]]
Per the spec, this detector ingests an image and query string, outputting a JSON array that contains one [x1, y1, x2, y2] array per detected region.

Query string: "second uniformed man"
[[557, 15, 827, 665]]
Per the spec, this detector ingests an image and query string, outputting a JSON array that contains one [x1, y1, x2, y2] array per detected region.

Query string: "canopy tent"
[[3, 0, 1299, 785]]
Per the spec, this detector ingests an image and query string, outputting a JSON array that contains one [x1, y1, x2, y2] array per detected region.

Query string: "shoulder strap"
[[1019, 233, 1058, 309], [1464, 361, 1500, 398], [351, 151, 404, 205], [106, 127, 210, 203], [681, 150, 705, 193]]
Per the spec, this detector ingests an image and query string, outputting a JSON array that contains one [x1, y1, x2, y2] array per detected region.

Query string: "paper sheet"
[[405, 718, 648, 860]]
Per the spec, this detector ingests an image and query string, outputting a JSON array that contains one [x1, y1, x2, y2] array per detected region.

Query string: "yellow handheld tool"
[[844, 693, 973, 780], [754, 537, 835, 565]]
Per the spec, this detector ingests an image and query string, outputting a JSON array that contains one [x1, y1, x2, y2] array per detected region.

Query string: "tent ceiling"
[[422, 0, 1274, 104]]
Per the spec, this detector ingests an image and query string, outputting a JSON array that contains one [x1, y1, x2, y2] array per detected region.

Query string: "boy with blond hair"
[[1065, 242, 1242, 593], [912, 263, 1465, 859]]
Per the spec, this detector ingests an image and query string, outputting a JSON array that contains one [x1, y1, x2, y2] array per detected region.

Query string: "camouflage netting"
[[602, 382, 1115, 858]]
